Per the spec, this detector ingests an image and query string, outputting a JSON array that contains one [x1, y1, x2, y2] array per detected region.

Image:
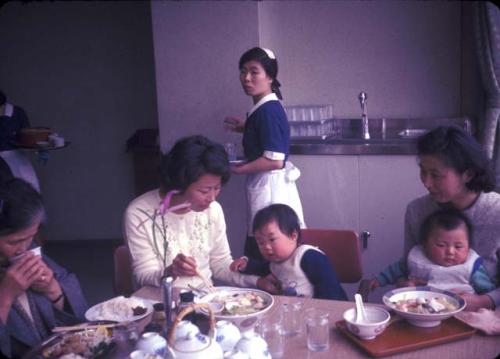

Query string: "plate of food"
[[383, 286, 466, 327], [24, 324, 116, 359], [85, 296, 153, 322], [197, 287, 274, 331]]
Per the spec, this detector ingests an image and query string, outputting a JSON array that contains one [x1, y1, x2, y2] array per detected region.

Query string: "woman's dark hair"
[[239, 47, 282, 100], [160, 135, 230, 193], [0, 178, 45, 236], [417, 126, 496, 192], [252, 204, 302, 243], [419, 208, 473, 246], [0, 90, 6, 106]]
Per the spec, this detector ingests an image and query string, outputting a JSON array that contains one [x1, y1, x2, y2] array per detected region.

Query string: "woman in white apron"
[[0, 90, 39, 191], [224, 47, 305, 261]]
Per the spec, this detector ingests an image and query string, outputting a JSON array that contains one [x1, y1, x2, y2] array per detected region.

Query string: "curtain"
[[474, 1, 500, 185]]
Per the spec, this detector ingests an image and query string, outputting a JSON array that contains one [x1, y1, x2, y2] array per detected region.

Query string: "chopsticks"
[[195, 270, 216, 293], [52, 322, 127, 333]]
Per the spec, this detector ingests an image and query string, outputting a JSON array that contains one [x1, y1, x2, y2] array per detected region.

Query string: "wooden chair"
[[301, 228, 363, 283], [113, 244, 134, 296]]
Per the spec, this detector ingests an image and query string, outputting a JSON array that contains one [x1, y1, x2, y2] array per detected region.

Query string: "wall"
[[151, 1, 466, 258], [0, 2, 158, 241]]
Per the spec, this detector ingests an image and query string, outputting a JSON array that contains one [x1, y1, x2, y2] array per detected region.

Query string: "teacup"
[[343, 306, 391, 340], [175, 320, 200, 340], [216, 320, 241, 353], [234, 331, 270, 359]]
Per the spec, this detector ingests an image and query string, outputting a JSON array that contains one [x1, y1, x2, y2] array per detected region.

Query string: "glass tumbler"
[[305, 308, 330, 352], [281, 301, 303, 337], [257, 314, 284, 358]]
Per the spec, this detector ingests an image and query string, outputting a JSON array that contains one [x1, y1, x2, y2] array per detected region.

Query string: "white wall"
[[0, 2, 158, 241], [151, 1, 465, 258]]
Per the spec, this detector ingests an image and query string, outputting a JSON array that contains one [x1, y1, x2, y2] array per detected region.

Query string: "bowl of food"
[[198, 287, 274, 331], [343, 306, 391, 340], [383, 286, 466, 327]]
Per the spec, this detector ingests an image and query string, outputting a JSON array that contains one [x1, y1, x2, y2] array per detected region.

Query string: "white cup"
[[305, 308, 330, 352], [281, 302, 303, 337]]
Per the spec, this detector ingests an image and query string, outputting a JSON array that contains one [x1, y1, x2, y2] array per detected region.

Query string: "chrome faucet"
[[359, 91, 370, 140]]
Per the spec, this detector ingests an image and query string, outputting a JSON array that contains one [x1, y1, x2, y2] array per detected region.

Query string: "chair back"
[[113, 244, 134, 296], [301, 228, 363, 283]]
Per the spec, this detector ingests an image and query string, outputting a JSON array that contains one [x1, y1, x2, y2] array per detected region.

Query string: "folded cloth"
[[455, 308, 500, 335]]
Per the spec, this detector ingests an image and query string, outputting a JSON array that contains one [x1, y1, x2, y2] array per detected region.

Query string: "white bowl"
[[382, 286, 466, 328], [198, 287, 274, 332], [343, 306, 391, 340]]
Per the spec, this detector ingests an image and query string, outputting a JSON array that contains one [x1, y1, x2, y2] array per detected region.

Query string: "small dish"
[[383, 286, 466, 327], [85, 296, 153, 322], [343, 306, 391, 340]]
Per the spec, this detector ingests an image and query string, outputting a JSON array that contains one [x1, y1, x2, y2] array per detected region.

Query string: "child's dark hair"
[[417, 126, 496, 192], [419, 208, 473, 246], [160, 135, 230, 193], [0, 178, 45, 236], [239, 47, 282, 100], [252, 204, 302, 243]]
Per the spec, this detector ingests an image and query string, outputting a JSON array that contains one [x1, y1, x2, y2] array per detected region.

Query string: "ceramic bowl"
[[199, 287, 274, 332], [343, 306, 391, 340], [382, 286, 466, 328]]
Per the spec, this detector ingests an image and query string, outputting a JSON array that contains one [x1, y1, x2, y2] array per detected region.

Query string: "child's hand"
[[396, 278, 427, 287], [357, 278, 379, 300], [256, 273, 282, 295], [230, 257, 248, 272]]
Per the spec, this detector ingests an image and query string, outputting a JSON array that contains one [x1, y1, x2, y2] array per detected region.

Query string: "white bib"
[[407, 245, 479, 294], [270, 244, 322, 298]]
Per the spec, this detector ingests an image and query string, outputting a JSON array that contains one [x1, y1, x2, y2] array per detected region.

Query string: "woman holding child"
[[0, 178, 87, 358], [405, 126, 500, 310], [123, 135, 279, 292]]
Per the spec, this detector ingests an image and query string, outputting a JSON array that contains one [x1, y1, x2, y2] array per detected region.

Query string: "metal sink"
[[290, 117, 471, 155]]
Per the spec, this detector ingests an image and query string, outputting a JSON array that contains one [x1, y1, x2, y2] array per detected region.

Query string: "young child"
[[362, 208, 496, 295], [230, 204, 347, 300]]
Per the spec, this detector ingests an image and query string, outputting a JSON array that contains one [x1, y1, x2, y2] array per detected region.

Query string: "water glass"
[[305, 308, 330, 352], [281, 301, 303, 337], [257, 315, 284, 358], [224, 142, 237, 161]]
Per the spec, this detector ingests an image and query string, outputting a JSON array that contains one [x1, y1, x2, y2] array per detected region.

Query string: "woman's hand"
[[257, 273, 282, 295], [30, 259, 63, 302], [224, 116, 245, 133], [169, 253, 198, 277], [454, 291, 494, 311], [230, 257, 248, 272], [0, 253, 43, 301]]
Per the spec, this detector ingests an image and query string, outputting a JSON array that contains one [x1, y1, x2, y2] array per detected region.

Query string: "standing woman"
[[405, 126, 500, 311], [0, 178, 87, 358], [225, 47, 305, 260]]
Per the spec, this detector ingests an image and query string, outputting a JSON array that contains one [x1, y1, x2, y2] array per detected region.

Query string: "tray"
[[10, 141, 71, 151], [336, 316, 476, 358]]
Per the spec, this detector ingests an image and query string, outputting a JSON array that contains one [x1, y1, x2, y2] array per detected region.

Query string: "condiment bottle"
[[178, 291, 196, 324]]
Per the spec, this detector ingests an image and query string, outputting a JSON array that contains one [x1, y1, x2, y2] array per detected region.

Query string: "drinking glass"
[[281, 301, 303, 337], [224, 142, 237, 161], [305, 308, 330, 352], [257, 314, 284, 358]]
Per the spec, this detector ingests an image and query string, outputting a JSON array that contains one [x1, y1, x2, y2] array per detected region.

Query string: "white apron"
[[246, 161, 306, 235]]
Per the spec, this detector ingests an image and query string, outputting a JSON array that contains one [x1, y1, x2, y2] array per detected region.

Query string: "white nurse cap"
[[261, 47, 276, 59]]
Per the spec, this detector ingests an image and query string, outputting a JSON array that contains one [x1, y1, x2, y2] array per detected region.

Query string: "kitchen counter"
[[290, 137, 417, 155]]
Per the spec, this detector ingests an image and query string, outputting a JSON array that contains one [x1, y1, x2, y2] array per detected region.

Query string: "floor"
[[44, 239, 120, 306]]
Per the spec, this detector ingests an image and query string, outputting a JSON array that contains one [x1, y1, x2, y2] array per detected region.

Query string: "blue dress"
[[241, 93, 305, 237]]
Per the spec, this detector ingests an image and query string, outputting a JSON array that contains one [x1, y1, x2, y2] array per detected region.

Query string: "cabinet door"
[[359, 155, 426, 301], [291, 155, 359, 230]]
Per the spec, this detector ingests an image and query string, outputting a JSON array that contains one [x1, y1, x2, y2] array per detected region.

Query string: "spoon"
[[354, 293, 368, 323]]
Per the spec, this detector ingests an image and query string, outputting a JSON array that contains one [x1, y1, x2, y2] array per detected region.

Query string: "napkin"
[[455, 308, 500, 335]]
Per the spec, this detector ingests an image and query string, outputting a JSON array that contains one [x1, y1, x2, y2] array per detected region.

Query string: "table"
[[133, 286, 500, 359]]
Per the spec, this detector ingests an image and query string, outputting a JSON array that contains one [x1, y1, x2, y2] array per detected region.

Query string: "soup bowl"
[[198, 287, 274, 332], [343, 306, 391, 340], [382, 286, 466, 327]]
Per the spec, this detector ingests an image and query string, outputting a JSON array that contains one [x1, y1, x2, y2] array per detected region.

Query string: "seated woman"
[[124, 135, 273, 292], [0, 178, 87, 358], [405, 126, 500, 310]]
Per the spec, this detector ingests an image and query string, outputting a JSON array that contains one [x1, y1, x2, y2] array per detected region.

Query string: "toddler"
[[230, 204, 347, 300], [363, 208, 495, 295]]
